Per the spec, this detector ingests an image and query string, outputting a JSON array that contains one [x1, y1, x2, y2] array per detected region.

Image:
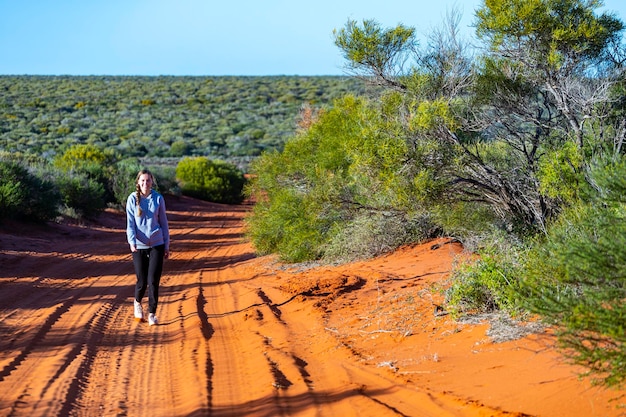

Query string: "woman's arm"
[[126, 194, 138, 252]]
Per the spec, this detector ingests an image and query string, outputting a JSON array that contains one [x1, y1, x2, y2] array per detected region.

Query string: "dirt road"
[[0, 196, 623, 416]]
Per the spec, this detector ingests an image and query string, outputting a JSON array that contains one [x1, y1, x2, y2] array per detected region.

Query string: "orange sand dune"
[[0, 195, 624, 416]]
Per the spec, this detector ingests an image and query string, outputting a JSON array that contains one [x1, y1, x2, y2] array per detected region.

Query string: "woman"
[[126, 169, 170, 326]]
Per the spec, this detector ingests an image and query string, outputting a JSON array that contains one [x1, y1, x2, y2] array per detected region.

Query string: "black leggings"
[[132, 245, 165, 314]]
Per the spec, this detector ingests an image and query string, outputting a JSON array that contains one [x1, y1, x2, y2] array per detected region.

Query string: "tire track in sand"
[[0, 196, 524, 416]]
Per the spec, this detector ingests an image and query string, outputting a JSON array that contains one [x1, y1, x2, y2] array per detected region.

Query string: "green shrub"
[[176, 156, 245, 204], [246, 95, 432, 262], [245, 186, 328, 262], [536, 141, 584, 204], [53, 144, 119, 204], [53, 144, 114, 175], [519, 201, 626, 387], [110, 158, 143, 206], [517, 159, 626, 387], [169, 140, 194, 157], [0, 160, 60, 222], [56, 173, 106, 219], [446, 234, 524, 316], [0, 161, 28, 220], [446, 254, 521, 316]]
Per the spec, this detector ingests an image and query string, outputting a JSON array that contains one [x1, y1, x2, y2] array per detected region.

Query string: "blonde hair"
[[135, 169, 157, 217]]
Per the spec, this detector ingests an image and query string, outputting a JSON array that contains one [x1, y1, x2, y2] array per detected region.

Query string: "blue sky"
[[1, 0, 625, 76]]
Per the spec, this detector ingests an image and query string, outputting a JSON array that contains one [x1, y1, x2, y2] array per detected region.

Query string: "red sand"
[[0, 195, 624, 416]]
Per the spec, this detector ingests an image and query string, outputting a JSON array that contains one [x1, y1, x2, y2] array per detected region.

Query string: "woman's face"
[[138, 173, 153, 195]]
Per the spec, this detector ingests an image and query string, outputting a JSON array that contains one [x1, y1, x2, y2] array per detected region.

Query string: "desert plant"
[[55, 172, 107, 219], [110, 158, 143, 206], [0, 159, 60, 222], [518, 160, 626, 387], [445, 232, 525, 317], [246, 94, 428, 262], [53, 143, 119, 204], [446, 253, 522, 317], [176, 156, 245, 204], [323, 211, 435, 263]]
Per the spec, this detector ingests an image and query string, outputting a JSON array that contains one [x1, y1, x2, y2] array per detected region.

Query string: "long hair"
[[135, 169, 157, 217]]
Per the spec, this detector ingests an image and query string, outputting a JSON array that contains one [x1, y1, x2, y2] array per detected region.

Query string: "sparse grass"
[[457, 312, 546, 343]]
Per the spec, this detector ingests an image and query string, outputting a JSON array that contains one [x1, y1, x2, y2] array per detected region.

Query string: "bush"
[[246, 95, 432, 262], [0, 161, 27, 219], [169, 140, 194, 157], [519, 202, 626, 387], [446, 252, 522, 317], [245, 186, 327, 262], [53, 144, 118, 204], [445, 230, 525, 317], [176, 157, 245, 204], [323, 211, 435, 262], [517, 160, 626, 387], [0, 159, 60, 222], [56, 173, 107, 219], [110, 158, 143, 206]]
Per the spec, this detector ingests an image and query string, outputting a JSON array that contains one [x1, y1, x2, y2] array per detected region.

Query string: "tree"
[[334, 2, 625, 234], [334, 19, 417, 91], [476, 0, 625, 149]]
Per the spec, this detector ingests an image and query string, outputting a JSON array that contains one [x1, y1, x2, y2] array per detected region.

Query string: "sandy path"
[[0, 195, 624, 416]]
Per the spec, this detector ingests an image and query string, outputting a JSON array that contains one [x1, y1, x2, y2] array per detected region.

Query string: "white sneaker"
[[134, 300, 144, 321], [148, 313, 158, 326]]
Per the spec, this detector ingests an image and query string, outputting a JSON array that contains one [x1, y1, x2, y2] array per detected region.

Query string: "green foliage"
[[408, 97, 460, 133], [446, 237, 524, 316], [515, 159, 626, 387], [246, 187, 326, 262], [476, 0, 623, 67], [433, 201, 500, 242], [519, 197, 626, 387], [537, 141, 584, 203], [176, 157, 245, 204], [592, 157, 626, 203], [334, 19, 416, 76], [0, 160, 29, 220], [53, 143, 112, 172], [110, 158, 143, 206], [246, 95, 439, 262], [55, 172, 107, 219], [53, 143, 118, 204], [466, 0, 626, 234], [0, 159, 60, 222], [0, 76, 369, 168], [169, 140, 194, 157]]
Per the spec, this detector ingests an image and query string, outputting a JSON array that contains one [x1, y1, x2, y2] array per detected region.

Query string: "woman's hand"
[[129, 244, 137, 252]]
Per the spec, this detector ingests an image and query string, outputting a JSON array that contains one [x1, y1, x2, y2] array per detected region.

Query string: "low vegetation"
[[0, 75, 369, 170], [0, 144, 244, 222]]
